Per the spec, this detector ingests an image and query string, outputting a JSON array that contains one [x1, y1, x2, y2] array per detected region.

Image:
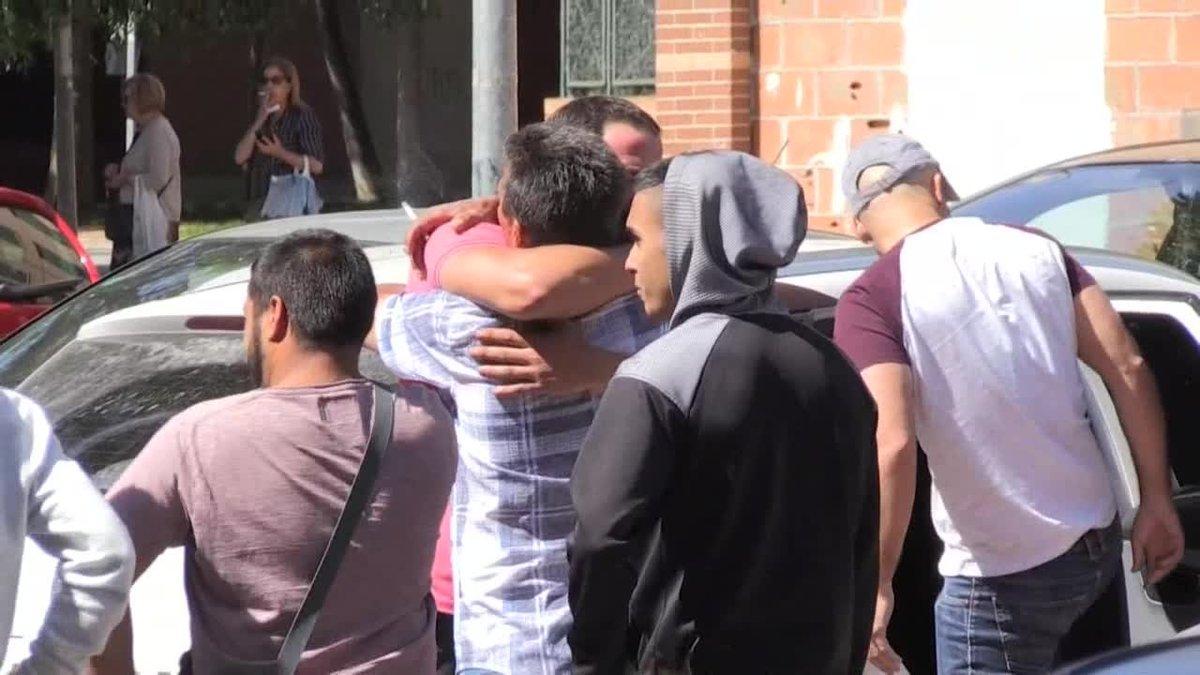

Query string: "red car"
[[0, 188, 101, 338]]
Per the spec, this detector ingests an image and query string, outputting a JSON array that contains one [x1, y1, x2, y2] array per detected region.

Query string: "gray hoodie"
[[663, 151, 807, 328]]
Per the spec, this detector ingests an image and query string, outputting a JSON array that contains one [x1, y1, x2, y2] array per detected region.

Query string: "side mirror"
[[0, 279, 82, 303]]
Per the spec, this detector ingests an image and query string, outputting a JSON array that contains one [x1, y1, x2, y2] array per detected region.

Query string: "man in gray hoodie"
[[568, 151, 880, 674]]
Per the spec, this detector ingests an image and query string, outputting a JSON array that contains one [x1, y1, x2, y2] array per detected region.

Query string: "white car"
[[3, 140, 1199, 671]]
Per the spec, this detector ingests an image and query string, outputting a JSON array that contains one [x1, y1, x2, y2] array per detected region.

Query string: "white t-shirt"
[[0, 389, 133, 672], [835, 218, 1117, 577]]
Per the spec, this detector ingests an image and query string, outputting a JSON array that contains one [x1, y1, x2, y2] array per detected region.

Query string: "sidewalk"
[[77, 228, 112, 272]]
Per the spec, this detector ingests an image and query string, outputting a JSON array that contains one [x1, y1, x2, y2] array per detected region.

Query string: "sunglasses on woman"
[[262, 75, 288, 85]]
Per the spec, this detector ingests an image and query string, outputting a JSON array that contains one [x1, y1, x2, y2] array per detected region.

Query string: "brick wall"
[[756, 0, 906, 232], [654, 0, 754, 156], [1106, 0, 1200, 145]]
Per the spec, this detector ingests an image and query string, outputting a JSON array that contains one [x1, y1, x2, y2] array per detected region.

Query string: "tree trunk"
[[74, 12, 95, 226], [315, 0, 386, 204], [395, 14, 443, 206], [52, 8, 79, 230], [243, 31, 268, 221]]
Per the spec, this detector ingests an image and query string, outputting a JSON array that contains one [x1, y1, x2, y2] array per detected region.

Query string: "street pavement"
[[77, 228, 112, 273]]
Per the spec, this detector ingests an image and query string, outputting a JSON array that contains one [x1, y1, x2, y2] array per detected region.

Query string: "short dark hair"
[[248, 229, 376, 349], [634, 157, 673, 192], [501, 123, 632, 247], [548, 95, 661, 138]]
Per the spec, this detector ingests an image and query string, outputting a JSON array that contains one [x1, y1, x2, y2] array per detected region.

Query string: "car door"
[[0, 205, 89, 337], [1085, 294, 1200, 644], [0, 209, 47, 336]]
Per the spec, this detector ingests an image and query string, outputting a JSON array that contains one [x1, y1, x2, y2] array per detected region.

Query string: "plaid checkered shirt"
[[378, 290, 663, 675]]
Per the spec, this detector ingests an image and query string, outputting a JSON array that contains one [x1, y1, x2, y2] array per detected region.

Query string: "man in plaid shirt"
[[374, 123, 661, 674]]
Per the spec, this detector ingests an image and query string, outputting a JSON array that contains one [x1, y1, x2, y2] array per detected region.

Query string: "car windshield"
[[953, 162, 1200, 278], [0, 238, 270, 387], [0, 235, 396, 490]]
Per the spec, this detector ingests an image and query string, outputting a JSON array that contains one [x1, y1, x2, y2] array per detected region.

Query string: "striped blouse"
[[260, 104, 324, 176]]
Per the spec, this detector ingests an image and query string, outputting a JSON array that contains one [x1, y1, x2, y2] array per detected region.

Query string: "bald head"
[[851, 164, 951, 252]]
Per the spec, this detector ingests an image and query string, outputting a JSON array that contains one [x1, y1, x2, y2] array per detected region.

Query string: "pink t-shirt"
[[406, 222, 508, 615], [406, 222, 508, 294], [107, 381, 456, 673]]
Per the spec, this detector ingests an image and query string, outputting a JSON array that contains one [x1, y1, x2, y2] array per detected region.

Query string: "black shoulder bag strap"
[[274, 385, 395, 674]]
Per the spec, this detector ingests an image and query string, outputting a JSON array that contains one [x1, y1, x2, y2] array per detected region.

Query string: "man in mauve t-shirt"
[[96, 230, 456, 674], [833, 134, 1183, 674]]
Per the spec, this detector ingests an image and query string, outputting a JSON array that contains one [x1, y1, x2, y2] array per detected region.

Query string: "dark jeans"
[[436, 611, 455, 675], [934, 522, 1121, 674]]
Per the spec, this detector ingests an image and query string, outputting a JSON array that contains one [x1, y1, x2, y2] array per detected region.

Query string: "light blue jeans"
[[935, 522, 1121, 674]]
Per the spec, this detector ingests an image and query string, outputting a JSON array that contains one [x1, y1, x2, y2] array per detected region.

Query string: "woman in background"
[[104, 73, 181, 267], [234, 56, 325, 219]]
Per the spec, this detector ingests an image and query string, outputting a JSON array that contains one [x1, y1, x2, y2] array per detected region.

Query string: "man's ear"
[[932, 171, 950, 207], [850, 216, 873, 244], [266, 296, 289, 343], [496, 201, 524, 247]]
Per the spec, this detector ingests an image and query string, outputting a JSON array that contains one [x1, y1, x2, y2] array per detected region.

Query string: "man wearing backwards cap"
[[568, 151, 880, 674], [833, 134, 1183, 674]]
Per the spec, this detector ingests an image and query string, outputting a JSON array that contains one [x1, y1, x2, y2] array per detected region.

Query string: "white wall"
[[903, 0, 1112, 199]]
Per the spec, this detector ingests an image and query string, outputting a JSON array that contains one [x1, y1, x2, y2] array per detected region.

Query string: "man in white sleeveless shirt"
[[833, 134, 1184, 674]]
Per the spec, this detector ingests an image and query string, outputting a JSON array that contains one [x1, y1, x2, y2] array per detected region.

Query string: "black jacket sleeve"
[[569, 376, 685, 675]]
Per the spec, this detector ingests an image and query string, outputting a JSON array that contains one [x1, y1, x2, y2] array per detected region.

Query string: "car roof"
[[955, 138, 1200, 207], [195, 208, 416, 245], [777, 241, 1200, 299], [196, 208, 869, 251], [78, 211, 1197, 340], [1046, 138, 1200, 169], [179, 209, 1200, 300]]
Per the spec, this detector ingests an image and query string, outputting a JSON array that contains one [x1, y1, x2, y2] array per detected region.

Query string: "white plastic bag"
[[132, 175, 169, 258], [863, 661, 910, 675]]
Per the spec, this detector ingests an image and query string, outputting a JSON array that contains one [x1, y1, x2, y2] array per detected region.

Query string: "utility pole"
[[126, 23, 137, 149], [471, 0, 517, 197]]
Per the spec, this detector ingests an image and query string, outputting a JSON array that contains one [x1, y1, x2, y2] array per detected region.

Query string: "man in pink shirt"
[[96, 230, 457, 674]]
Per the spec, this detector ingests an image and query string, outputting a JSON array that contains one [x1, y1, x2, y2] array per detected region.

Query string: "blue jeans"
[[934, 522, 1121, 674]]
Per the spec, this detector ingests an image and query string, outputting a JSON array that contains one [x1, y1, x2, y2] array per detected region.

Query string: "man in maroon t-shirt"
[[833, 135, 1182, 674]]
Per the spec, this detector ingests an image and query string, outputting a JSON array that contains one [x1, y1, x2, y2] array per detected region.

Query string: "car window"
[[1028, 186, 1173, 255], [954, 163, 1200, 279], [18, 331, 398, 491], [9, 207, 87, 283], [0, 239, 272, 388], [0, 210, 32, 285]]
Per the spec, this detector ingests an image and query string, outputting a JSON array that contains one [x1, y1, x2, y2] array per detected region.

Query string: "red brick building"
[[645, 0, 1200, 233]]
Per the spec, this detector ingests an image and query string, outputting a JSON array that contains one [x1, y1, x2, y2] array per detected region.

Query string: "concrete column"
[[471, 0, 517, 197]]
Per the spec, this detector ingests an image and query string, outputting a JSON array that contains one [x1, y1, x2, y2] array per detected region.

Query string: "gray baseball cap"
[[841, 134, 959, 217]]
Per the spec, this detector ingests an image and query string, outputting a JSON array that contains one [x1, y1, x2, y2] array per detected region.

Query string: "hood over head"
[[662, 151, 807, 328]]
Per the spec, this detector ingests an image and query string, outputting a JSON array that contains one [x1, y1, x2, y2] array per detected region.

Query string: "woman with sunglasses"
[[234, 56, 325, 219]]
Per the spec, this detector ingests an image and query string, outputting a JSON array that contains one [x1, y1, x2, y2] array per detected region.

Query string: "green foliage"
[[0, 0, 444, 67], [0, 0, 300, 67]]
